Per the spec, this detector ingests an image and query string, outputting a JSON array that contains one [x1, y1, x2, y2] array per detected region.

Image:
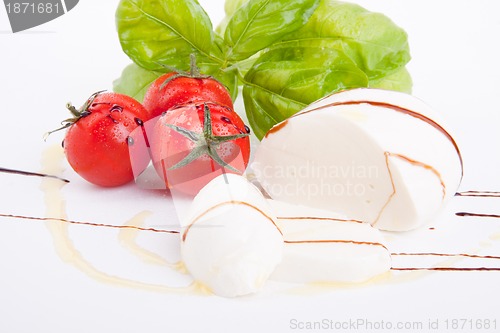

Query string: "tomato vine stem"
[[165, 103, 248, 173]]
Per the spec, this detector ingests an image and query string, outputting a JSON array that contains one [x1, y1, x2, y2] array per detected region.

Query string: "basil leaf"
[[205, 35, 239, 100], [116, 0, 220, 71], [243, 87, 305, 140], [224, 0, 320, 61], [216, 0, 249, 35], [281, 0, 411, 81], [243, 45, 368, 139], [369, 67, 413, 94], [113, 63, 162, 102], [224, 0, 250, 16]]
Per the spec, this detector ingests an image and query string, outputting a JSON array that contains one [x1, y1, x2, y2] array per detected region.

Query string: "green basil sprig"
[[224, 0, 320, 62], [113, 63, 163, 102], [243, 45, 369, 139], [116, 0, 218, 71], [115, 0, 412, 140], [280, 1, 411, 81]]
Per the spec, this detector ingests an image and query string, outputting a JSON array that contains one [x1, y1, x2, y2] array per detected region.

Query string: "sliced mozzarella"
[[180, 174, 283, 297], [252, 88, 462, 231], [268, 200, 391, 283]]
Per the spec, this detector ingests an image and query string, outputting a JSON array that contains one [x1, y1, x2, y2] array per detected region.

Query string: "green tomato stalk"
[[166, 103, 249, 173]]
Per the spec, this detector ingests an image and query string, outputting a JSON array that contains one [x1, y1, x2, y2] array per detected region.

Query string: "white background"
[[1, 1, 500, 332]]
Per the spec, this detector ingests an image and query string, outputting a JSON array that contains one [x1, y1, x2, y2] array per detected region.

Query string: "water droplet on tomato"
[[134, 117, 144, 126]]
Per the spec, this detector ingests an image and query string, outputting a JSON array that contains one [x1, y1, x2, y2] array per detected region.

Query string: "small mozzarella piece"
[[252, 88, 462, 231], [181, 174, 283, 297], [268, 200, 391, 283]]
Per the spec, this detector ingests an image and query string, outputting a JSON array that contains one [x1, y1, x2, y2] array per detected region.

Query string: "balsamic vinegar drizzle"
[[0, 166, 69, 183], [3, 152, 500, 296], [455, 191, 500, 223], [0, 213, 179, 234], [456, 212, 500, 219], [277, 216, 364, 224], [390, 252, 500, 271], [391, 252, 500, 260], [4, 210, 498, 273], [454, 190, 500, 220], [182, 200, 283, 242], [386, 152, 446, 199], [285, 239, 388, 251], [392, 267, 500, 271], [455, 191, 500, 198], [278, 218, 500, 271]]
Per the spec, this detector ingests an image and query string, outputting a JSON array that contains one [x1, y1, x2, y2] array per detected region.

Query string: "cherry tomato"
[[150, 102, 251, 196], [61, 92, 151, 187], [143, 58, 233, 118]]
